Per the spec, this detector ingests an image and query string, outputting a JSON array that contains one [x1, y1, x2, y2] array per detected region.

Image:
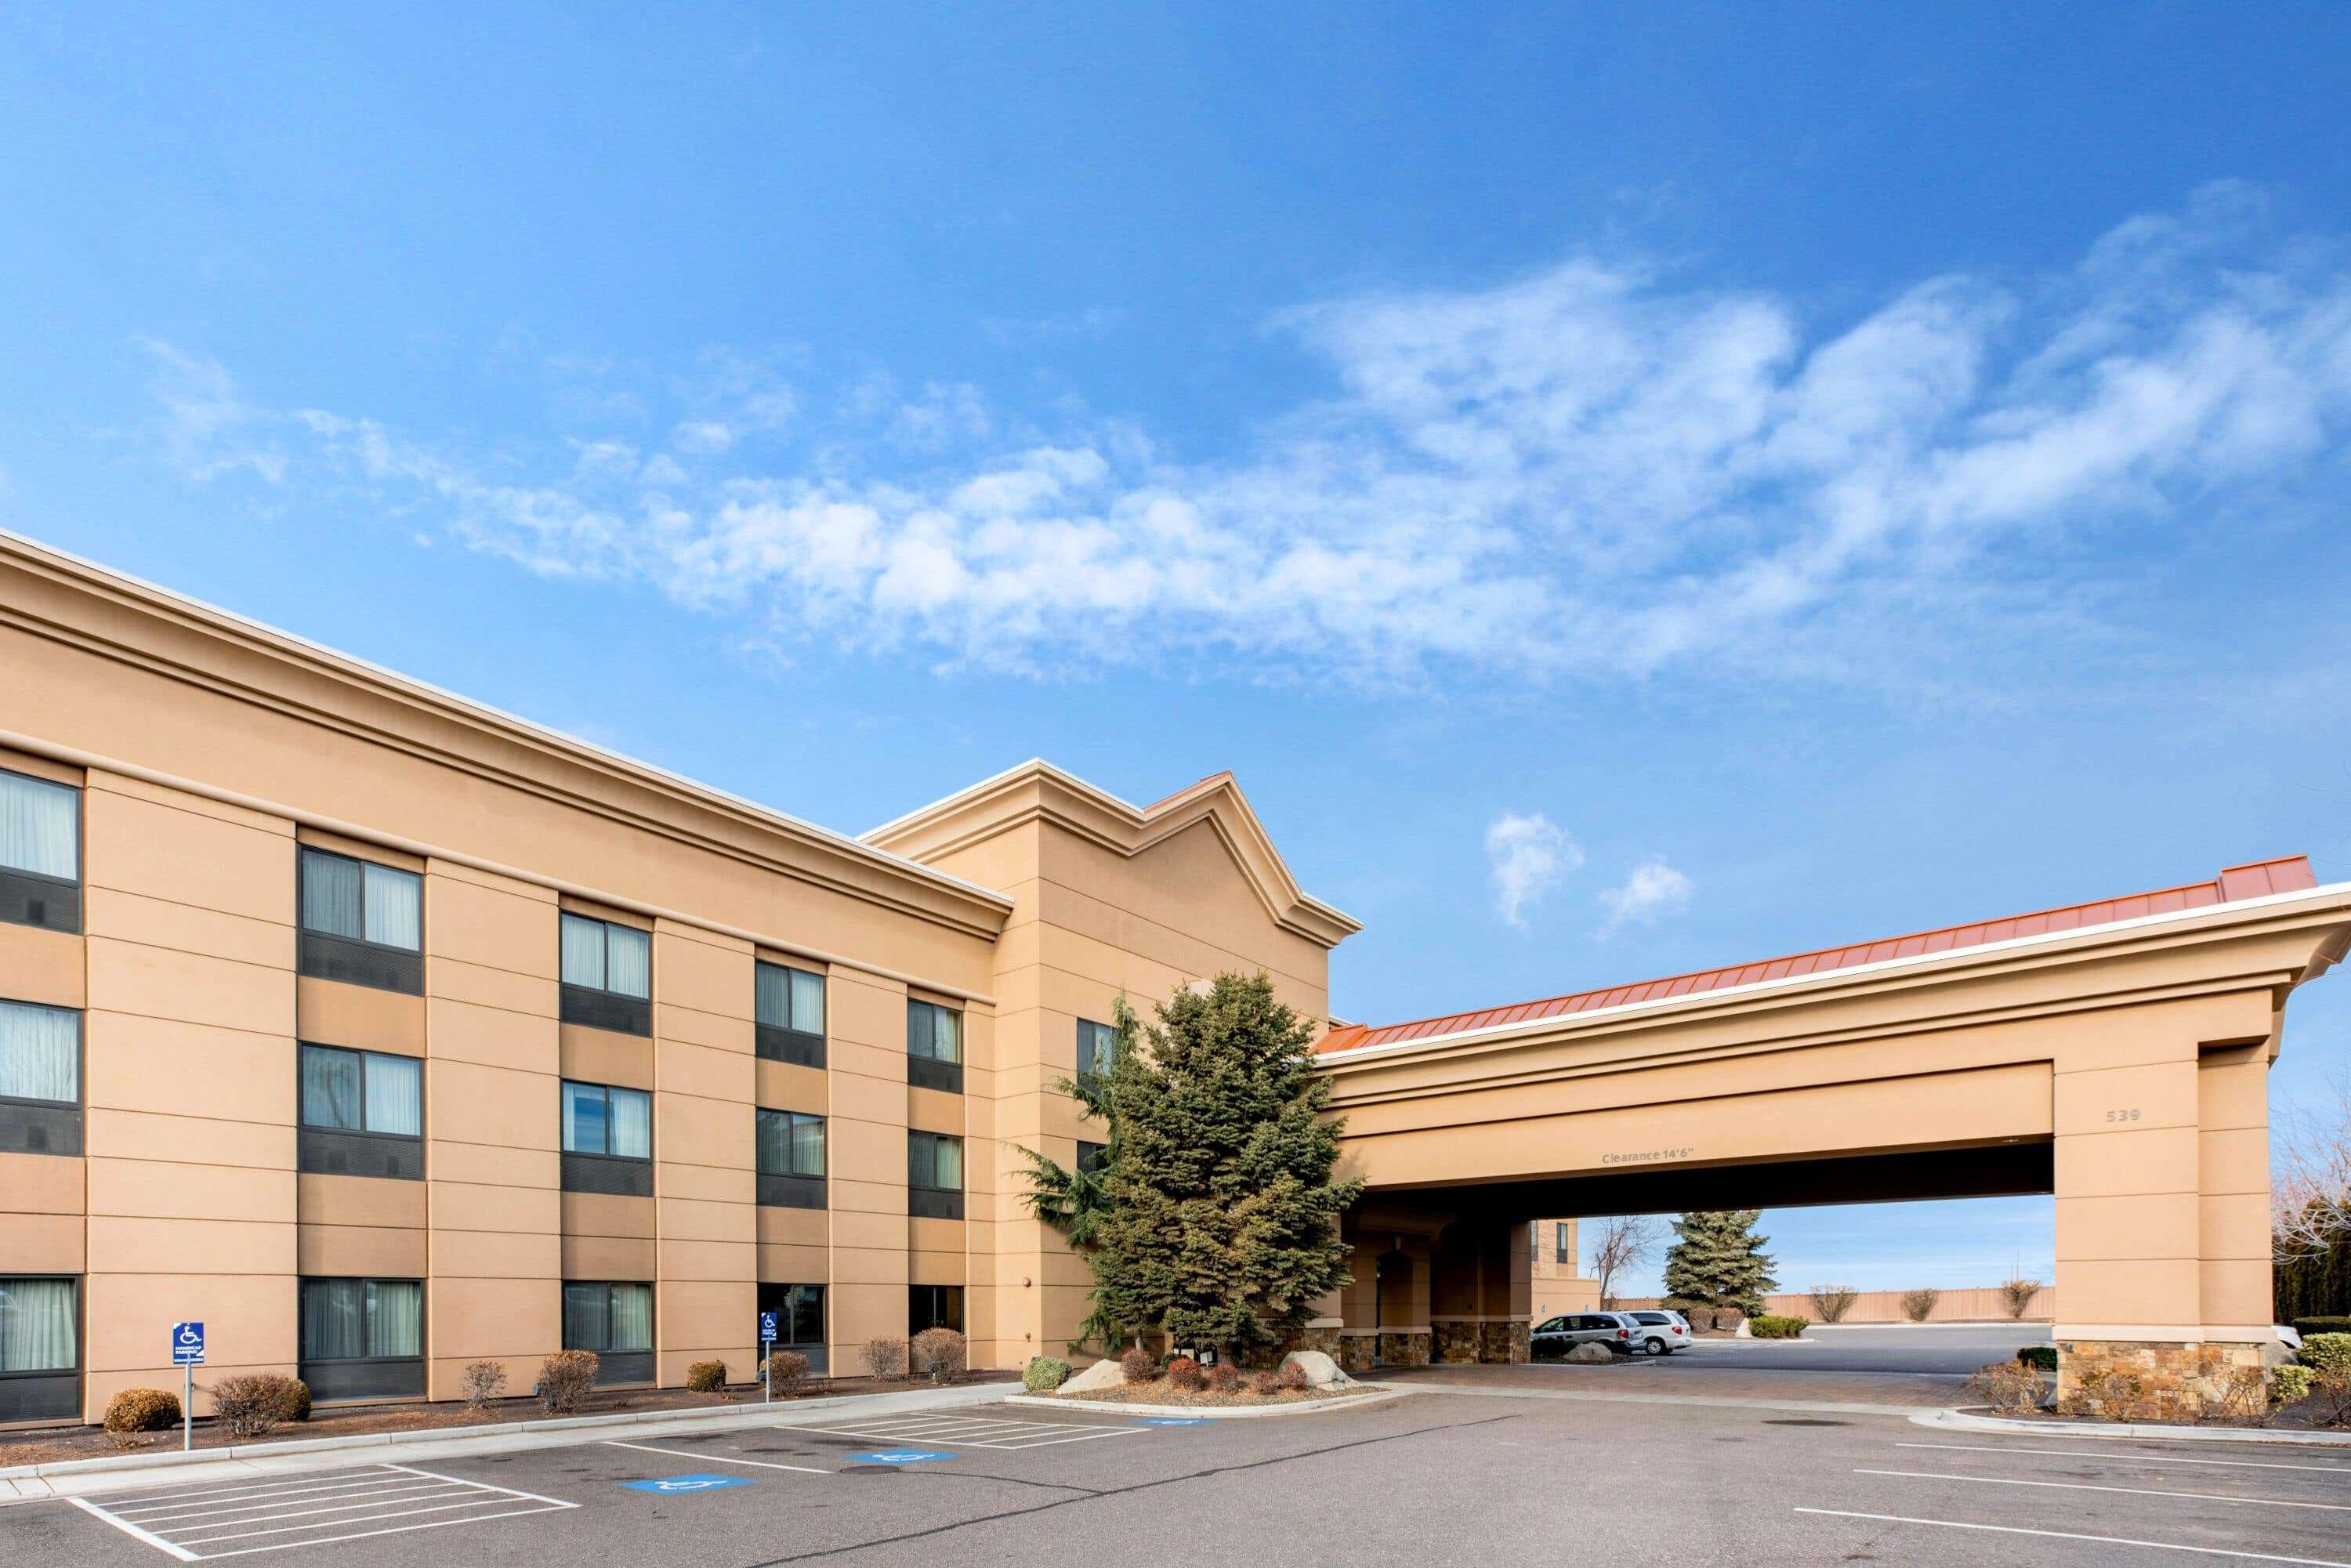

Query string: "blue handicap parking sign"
[[759, 1310, 778, 1342], [847, 1450, 957, 1465], [1139, 1418, 1208, 1426], [621, 1473, 759, 1494], [169, 1322, 205, 1366]]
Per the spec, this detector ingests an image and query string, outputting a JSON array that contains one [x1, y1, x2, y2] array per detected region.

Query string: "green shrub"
[[2016, 1345, 2059, 1372], [2305, 1334, 2351, 1374], [2270, 1365, 2316, 1406], [684, 1360, 727, 1394], [103, 1387, 182, 1434], [765, 1350, 810, 1398], [271, 1378, 311, 1424], [2291, 1317, 2351, 1339], [1023, 1356, 1071, 1392], [1748, 1315, 1809, 1338]]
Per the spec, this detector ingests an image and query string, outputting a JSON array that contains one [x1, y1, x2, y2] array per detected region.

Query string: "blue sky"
[[6, 3, 2350, 1295]]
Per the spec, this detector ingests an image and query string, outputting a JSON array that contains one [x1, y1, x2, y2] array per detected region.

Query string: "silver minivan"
[[1531, 1312, 1639, 1357]]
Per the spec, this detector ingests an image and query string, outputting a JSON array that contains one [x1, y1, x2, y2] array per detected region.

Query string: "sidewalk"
[[0, 1383, 1015, 1502]]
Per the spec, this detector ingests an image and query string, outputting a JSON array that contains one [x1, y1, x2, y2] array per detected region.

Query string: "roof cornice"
[[864, 759, 1362, 949], [0, 529, 1015, 938]]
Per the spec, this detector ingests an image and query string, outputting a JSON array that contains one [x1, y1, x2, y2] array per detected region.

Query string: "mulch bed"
[[0, 1372, 1016, 1468], [1053, 1383, 1359, 1409]]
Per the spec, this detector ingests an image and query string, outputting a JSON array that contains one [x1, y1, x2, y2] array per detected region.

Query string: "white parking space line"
[[604, 1439, 830, 1474], [1857, 1468, 2351, 1513], [1895, 1442, 2351, 1476], [778, 1413, 1147, 1450], [1795, 1508, 2351, 1566], [67, 1463, 576, 1560]]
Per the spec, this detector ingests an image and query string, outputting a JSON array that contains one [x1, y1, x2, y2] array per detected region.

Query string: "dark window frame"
[[907, 1284, 964, 1337], [907, 1130, 965, 1220], [296, 1043, 424, 1181], [0, 1273, 82, 1423], [562, 1279, 656, 1385], [560, 1080, 654, 1197], [560, 913, 653, 1035], [296, 846, 425, 996], [757, 1282, 827, 1375], [296, 1276, 426, 1400], [755, 1107, 827, 1209], [754, 961, 827, 1067], [1076, 1139, 1107, 1175], [0, 998, 82, 1159], [1555, 1222, 1570, 1266], [906, 1001, 964, 1094], [0, 768, 82, 936]]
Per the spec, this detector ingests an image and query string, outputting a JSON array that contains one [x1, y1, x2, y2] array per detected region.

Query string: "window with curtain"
[[756, 1109, 825, 1176], [299, 849, 421, 951], [0, 1277, 77, 1373], [299, 1045, 421, 1136], [756, 1283, 824, 1348], [1555, 1222, 1571, 1265], [1076, 1019, 1115, 1083], [755, 962, 824, 1034], [560, 913, 650, 998], [907, 1132, 962, 1191], [0, 1001, 78, 1105], [563, 1282, 653, 1353], [300, 1278, 422, 1361], [560, 1081, 651, 1159], [0, 772, 78, 884], [907, 1001, 962, 1063]]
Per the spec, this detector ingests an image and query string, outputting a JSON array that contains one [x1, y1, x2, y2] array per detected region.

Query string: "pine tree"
[[1019, 973, 1364, 1359], [1661, 1209, 1779, 1317]]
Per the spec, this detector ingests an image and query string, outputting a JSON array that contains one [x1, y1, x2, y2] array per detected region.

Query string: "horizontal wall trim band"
[[2055, 1324, 2276, 1342], [0, 727, 996, 1006]]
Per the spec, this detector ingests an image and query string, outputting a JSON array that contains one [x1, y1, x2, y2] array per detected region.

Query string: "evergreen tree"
[[1661, 1209, 1778, 1317], [1019, 973, 1363, 1359]]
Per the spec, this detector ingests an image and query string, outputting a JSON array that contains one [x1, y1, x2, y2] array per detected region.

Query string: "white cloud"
[[141, 183, 2351, 690], [1486, 811, 1583, 929], [1598, 859, 1694, 931]]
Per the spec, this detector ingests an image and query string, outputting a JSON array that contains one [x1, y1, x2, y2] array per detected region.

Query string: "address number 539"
[[2104, 1108, 2141, 1124]]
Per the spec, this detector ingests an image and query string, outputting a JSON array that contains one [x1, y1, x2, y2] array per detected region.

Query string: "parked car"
[[1621, 1309, 1690, 1355], [1531, 1312, 1639, 1357]]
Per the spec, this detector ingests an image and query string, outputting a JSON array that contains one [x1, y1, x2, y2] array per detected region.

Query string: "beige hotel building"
[[4, 528, 2349, 1422]]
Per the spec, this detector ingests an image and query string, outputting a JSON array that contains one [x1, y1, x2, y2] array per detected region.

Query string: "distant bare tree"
[[1589, 1215, 1664, 1309], [2273, 1070, 2351, 1262], [1809, 1284, 1860, 1324], [1999, 1277, 2043, 1320]]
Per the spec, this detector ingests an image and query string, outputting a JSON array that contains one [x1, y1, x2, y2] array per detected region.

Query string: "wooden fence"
[[1610, 1284, 2055, 1323]]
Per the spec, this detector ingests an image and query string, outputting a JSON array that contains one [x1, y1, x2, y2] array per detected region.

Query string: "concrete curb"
[[1384, 1379, 1938, 1418], [1911, 1407, 2351, 1447], [0, 1382, 1015, 1490], [1004, 1386, 1411, 1419]]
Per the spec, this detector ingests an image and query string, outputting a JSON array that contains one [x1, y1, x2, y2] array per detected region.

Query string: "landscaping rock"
[[1564, 1342, 1617, 1363], [1280, 1349, 1354, 1389], [1059, 1358, 1128, 1395]]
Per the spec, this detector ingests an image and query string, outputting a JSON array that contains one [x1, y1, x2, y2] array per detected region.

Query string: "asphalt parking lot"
[[6, 1390, 2347, 1566]]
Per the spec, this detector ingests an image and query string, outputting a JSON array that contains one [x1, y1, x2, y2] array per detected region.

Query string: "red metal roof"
[[1316, 856, 2317, 1056]]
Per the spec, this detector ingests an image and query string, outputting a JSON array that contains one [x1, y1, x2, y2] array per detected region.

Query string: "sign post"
[[170, 1322, 205, 1452], [759, 1312, 778, 1403]]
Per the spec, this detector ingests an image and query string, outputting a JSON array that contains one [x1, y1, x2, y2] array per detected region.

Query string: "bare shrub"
[[910, 1328, 967, 1384], [684, 1359, 728, 1394], [1204, 1361, 1242, 1393], [103, 1388, 181, 1435], [1276, 1359, 1311, 1392], [1964, 1360, 2045, 1415], [535, 1350, 599, 1414], [1900, 1288, 1942, 1323], [1118, 1344, 1158, 1383], [861, 1337, 909, 1380], [2060, 1367, 2168, 1423], [2000, 1278, 2043, 1320], [1681, 1306, 1715, 1332], [1808, 1285, 1860, 1324], [208, 1374, 302, 1438], [1165, 1355, 1204, 1392], [2204, 1365, 2273, 1425], [1249, 1368, 1284, 1396], [459, 1360, 508, 1411], [766, 1350, 810, 1397]]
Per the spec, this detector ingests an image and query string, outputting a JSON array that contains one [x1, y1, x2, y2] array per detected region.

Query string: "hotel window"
[[298, 1044, 422, 1180], [560, 912, 652, 1036], [757, 1282, 827, 1376], [0, 1276, 80, 1423], [755, 961, 826, 1068], [906, 1000, 963, 1095], [0, 999, 81, 1157], [0, 768, 80, 934], [563, 1281, 654, 1385], [1554, 1222, 1571, 1266], [1075, 1018, 1116, 1093], [298, 1277, 424, 1400], [1076, 1139, 1108, 1176], [560, 1080, 654, 1197], [908, 1284, 963, 1338], [907, 1131, 964, 1221], [755, 1108, 827, 1209], [297, 847, 423, 994]]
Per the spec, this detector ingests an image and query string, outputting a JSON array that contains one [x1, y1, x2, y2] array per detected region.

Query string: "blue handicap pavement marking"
[[621, 1473, 759, 1494], [1139, 1418, 1208, 1426], [847, 1450, 958, 1465]]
